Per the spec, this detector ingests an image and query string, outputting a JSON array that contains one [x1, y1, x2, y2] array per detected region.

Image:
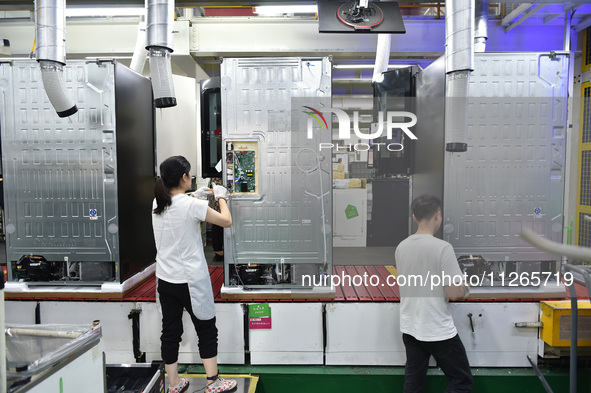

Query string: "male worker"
[[395, 195, 473, 393]]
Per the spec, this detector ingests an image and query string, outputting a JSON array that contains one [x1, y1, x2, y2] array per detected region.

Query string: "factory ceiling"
[[0, 0, 590, 9], [0, 1, 589, 91]]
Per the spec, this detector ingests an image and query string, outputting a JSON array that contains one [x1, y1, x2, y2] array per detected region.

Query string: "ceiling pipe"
[[35, 0, 77, 118], [146, 0, 176, 108], [444, 0, 474, 153], [474, 0, 488, 53]]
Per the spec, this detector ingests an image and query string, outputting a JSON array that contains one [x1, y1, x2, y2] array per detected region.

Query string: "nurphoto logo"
[[303, 106, 418, 152]]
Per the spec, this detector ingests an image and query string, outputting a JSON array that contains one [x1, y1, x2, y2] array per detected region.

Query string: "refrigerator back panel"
[[0, 60, 119, 265], [443, 53, 569, 263], [0, 60, 156, 283], [220, 57, 332, 287]]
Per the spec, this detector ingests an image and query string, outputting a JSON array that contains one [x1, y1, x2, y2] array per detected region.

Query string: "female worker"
[[152, 155, 237, 393]]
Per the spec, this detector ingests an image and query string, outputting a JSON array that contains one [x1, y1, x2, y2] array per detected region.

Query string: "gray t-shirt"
[[395, 234, 464, 341]]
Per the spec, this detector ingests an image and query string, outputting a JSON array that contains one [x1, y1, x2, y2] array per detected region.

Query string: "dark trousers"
[[212, 224, 224, 252], [402, 333, 473, 393], [157, 279, 218, 364]]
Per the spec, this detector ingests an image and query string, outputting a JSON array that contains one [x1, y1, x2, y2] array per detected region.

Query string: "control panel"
[[225, 140, 259, 194]]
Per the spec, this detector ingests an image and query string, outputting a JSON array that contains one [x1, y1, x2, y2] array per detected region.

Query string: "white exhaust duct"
[[372, 33, 391, 83], [474, 0, 488, 53], [146, 0, 176, 108], [35, 0, 77, 118], [130, 20, 148, 74], [444, 0, 474, 152]]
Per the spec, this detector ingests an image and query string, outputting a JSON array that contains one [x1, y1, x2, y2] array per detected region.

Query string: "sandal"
[[205, 373, 237, 393], [168, 377, 189, 393]]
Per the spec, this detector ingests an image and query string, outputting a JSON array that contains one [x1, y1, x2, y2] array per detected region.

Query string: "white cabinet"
[[333, 188, 367, 247], [249, 303, 323, 364]]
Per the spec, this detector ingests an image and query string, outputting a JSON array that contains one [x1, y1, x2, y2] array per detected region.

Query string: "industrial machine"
[[219, 57, 333, 289], [0, 59, 156, 285]]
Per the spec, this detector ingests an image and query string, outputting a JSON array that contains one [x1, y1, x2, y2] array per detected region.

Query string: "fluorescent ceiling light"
[[253, 5, 318, 15], [66, 7, 146, 17], [85, 56, 133, 60], [334, 64, 413, 69]]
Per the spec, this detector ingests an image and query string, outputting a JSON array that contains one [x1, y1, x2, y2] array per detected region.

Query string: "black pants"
[[402, 333, 473, 393], [212, 224, 224, 252], [157, 279, 218, 364]]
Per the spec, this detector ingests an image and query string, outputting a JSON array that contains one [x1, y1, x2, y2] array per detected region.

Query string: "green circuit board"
[[233, 150, 256, 193]]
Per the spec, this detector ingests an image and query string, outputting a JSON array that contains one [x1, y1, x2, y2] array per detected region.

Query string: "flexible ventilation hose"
[[147, 0, 176, 108], [372, 34, 391, 83], [35, 0, 77, 117]]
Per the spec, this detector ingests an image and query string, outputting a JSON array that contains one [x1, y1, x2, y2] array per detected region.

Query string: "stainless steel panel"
[[412, 56, 445, 235], [0, 60, 119, 265], [443, 53, 569, 262], [220, 57, 332, 287]]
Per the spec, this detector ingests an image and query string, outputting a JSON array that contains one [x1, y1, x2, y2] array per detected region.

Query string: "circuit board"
[[233, 150, 256, 192]]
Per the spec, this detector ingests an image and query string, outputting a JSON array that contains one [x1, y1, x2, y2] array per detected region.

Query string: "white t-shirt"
[[395, 234, 464, 342], [152, 194, 209, 283]]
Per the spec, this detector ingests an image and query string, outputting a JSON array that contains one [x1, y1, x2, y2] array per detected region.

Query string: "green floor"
[[180, 364, 590, 393]]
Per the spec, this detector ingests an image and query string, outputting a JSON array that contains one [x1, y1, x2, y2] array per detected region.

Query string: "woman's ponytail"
[[153, 155, 191, 215], [153, 178, 171, 215]]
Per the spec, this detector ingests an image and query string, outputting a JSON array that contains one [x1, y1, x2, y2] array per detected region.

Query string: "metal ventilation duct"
[[146, 0, 176, 108], [474, 0, 488, 53], [35, 0, 77, 118], [444, 0, 474, 152]]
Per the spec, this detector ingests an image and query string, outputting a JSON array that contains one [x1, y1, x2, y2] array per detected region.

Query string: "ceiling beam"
[[575, 15, 591, 32], [501, 3, 532, 26], [504, 4, 547, 33], [543, 13, 561, 24]]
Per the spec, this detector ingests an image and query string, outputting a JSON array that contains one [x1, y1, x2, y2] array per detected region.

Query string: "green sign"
[[249, 303, 271, 318], [345, 204, 359, 219]]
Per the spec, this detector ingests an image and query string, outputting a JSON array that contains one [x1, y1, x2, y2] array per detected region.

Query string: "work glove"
[[193, 186, 212, 198], [213, 184, 228, 200]]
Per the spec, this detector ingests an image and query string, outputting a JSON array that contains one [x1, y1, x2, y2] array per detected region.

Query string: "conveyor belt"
[[5, 265, 587, 302]]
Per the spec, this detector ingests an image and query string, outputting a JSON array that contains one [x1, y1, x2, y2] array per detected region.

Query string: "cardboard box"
[[348, 179, 362, 188], [347, 179, 367, 188], [332, 163, 344, 172], [333, 170, 346, 179]]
